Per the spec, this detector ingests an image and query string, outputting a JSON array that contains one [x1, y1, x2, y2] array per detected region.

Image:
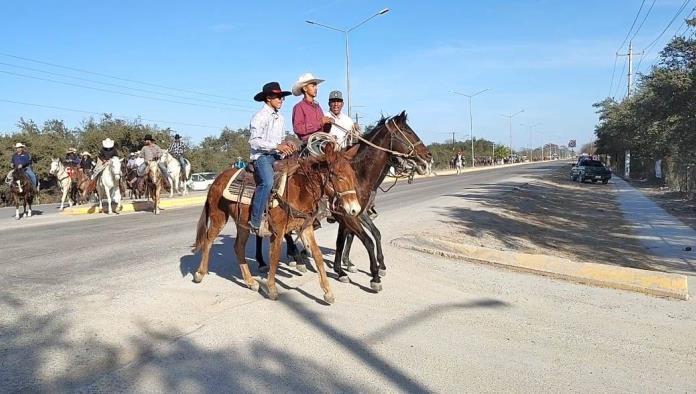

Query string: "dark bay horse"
[[10, 166, 35, 220], [331, 111, 431, 291], [192, 144, 361, 303]]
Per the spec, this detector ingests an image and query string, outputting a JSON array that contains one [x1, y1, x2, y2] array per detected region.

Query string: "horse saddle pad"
[[221, 169, 287, 209]]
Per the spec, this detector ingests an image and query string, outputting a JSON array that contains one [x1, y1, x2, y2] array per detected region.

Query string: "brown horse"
[[192, 144, 361, 304], [145, 160, 163, 214], [10, 165, 35, 220], [332, 111, 431, 291]]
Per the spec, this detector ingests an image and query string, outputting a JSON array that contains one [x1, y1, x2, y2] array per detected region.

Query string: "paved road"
[[2, 161, 694, 392]]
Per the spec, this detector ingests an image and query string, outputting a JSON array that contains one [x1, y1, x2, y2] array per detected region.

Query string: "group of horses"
[[191, 111, 432, 304], [9, 151, 191, 220]]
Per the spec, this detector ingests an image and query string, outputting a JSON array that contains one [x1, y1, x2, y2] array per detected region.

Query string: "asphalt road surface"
[[2, 161, 695, 392]]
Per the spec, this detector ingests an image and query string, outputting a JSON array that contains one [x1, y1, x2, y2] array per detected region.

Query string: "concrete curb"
[[391, 235, 689, 300], [62, 195, 206, 216]]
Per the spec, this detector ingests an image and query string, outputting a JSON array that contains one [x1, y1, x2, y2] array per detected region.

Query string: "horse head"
[[109, 157, 123, 181], [312, 142, 362, 217], [382, 111, 432, 175], [10, 165, 29, 193], [49, 158, 61, 176]]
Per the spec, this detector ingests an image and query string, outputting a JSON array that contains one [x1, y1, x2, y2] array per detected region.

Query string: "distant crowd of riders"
[[6, 133, 188, 197]]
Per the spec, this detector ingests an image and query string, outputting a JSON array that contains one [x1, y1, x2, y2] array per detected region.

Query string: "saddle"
[[222, 159, 298, 207]]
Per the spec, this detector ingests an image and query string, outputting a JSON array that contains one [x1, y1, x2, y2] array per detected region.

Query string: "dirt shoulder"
[[418, 164, 667, 272], [627, 180, 696, 232]]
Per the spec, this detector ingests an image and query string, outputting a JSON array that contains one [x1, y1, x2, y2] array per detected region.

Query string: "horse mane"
[[364, 110, 408, 140]]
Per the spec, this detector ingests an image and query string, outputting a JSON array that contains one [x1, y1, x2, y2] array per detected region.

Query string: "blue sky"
[[1, 0, 693, 150]]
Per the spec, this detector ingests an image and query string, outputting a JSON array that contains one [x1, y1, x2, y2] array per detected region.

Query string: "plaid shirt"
[[168, 140, 186, 156]]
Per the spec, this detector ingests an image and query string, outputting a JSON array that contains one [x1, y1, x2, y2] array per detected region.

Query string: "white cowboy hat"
[[102, 138, 115, 149], [14, 142, 25, 148], [67, 147, 77, 153], [292, 73, 325, 96], [81, 151, 91, 157]]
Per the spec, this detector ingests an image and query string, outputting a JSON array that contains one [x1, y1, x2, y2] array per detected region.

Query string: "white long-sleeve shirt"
[[325, 111, 355, 148], [249, 104, 285, 160]]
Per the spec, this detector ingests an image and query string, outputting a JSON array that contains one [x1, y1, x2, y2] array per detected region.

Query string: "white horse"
[[49, 159, 74, 210], [160, 151, 191, 197], [96, 157, 123, 214]]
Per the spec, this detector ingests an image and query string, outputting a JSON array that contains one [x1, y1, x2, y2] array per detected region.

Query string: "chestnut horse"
[[145, 160, 163, 214], [192, 144, 361, 304], [9, 165, 34, 220], [332, 112, 431, 291]]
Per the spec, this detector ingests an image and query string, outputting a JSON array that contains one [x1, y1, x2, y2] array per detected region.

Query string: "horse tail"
[[193, 199, 210, 253]]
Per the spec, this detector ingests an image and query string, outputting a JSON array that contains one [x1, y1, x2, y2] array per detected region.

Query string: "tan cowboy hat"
[[102, 138, 115, 149], [67, 147, 77, 153], [292, 73, 325, 96], [14, 142, 25, 148], [81, 151, 91, 157]]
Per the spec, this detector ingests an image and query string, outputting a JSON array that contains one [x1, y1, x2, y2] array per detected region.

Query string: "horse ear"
[[323, 143, 337, 161], [398, 110, 407, 121], [344, 144, 360, 161]]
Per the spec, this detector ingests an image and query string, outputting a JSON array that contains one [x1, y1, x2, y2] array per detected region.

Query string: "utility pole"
[[616, 41, 643, 178], [501, 110, 524, 162], [617, 41, 643, 99]]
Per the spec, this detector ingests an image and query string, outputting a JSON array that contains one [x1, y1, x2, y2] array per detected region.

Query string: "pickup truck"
[[570, 159, 611, 184]]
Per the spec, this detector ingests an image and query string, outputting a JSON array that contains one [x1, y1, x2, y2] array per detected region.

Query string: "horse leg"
[[193, 203, 228, 283], [154, 183, 161, 215], [301, 228, 334, 304], [285, 232, 310, 271], [235, 225, 260, 292], [341, 233, 358, 273], [106, 186, 113, 214], [255, 235, 267, 272], [360, 214, 386, 277], [14, 194, 20, 220], [266, 233, 283, 301], [27, 193, 33, 217], [353, 228, 382, 292], [333, 223, 349, 282]]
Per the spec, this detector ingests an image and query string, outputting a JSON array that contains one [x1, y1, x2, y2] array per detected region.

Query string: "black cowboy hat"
[[174, 133, 181, 140], [143, 134, 155, 141], [254, 82, 291, 102]]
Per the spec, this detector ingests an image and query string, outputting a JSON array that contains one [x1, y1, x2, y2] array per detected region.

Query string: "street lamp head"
[[378, 8, 390, 15]]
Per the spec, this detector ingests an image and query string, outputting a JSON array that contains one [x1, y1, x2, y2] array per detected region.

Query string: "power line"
[[636, 4, 694, 72], [608, 55, 619, 97], [614, 55, 628, 99], [630, 0, 657, 41], [0, 61, 254, 110], [0, 69, 254, 113], [618, 0, 646, 51], [0, 98, 227, 130], [641, 0, 691, 52], [0, 51, 249, 103]]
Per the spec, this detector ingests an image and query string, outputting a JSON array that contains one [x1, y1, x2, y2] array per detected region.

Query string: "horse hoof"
[[268, 289, 279, 301], [379, 269, 387, 277], [15, 216, 20, 220], [338, 275, 349, 283], [370, 281, 383, 292], [193, 272, 204, 283], [324, 293, 335, 304], [297, 264, 307, 273], [288, 261, 297, 268], [250, 281, 260, 292]]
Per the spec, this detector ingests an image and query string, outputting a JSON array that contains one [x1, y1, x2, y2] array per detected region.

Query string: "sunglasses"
[[269, 96, 285, 101]]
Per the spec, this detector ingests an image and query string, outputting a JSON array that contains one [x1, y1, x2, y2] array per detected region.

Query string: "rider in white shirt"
[[325, 90, 356, 148]]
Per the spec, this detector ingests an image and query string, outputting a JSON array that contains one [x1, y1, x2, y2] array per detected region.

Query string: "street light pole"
[[501, 109, 524, 161], [306, 8, 390, 117], [452, 89, 490, 167]]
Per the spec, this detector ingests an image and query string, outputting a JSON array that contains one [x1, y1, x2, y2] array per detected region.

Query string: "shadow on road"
[[1, 291, 510, 392], [440, 165, 663, 272]]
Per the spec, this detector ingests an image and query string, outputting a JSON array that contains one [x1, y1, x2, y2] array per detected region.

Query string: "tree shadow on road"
[[2, 286, 511, 392], [438, 165, 665, 272]]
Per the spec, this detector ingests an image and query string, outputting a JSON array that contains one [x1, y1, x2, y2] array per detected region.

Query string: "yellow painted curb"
[[391, 235, 689, 300], [62, 195, 206, 216]]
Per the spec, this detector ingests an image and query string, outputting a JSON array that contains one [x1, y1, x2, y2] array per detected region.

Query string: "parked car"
[[570, 159, 611, 184], [187, 172, 217, 191]]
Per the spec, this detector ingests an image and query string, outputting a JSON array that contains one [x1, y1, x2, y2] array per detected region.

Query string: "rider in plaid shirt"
[[168, 133, 187, 170]]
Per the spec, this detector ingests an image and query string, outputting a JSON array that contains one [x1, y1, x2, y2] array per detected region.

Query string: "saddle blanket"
[[221, 169, 286, 208]]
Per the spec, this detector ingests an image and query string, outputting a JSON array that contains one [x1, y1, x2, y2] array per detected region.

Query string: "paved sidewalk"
[[614, 177, 696, 276]]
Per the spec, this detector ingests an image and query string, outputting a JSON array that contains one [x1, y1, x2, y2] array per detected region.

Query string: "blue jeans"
[[250, 154, 276, 228], [25, 167, 37, 188]]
